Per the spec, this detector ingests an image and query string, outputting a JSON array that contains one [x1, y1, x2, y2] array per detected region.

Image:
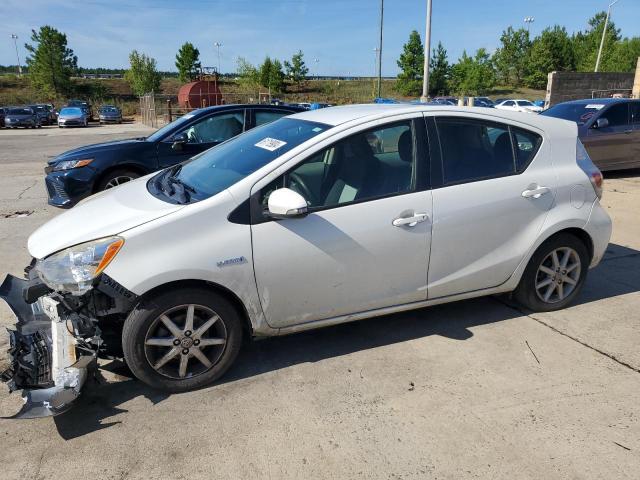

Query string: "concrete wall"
[[545, 70, 636, 107]]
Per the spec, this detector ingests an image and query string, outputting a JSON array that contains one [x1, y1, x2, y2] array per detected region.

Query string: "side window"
[[182, 111, 244, 144], [436, 117, 515, 185], [512, 127, 542, 171], [255, 110, 289, 127], [261, 121, 415, 211], [601, 103, 629, 128], [629, 103, 640, 125], [504, 101, 515, 107]]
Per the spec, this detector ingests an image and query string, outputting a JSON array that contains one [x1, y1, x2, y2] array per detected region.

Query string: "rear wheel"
[[514, 233, 589, 312], [122, 288, 243, 392], [96, 169, 141, 191]]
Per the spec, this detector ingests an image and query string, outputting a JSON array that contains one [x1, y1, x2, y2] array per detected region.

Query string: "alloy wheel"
[[534, 247, 581, 304], [144, 304, 227, 379], [104, 176, 134, 189]]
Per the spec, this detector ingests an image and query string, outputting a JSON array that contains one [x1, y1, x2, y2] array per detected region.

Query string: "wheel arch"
[[93, 163, 150, 193], [136, 279, 254, 337]]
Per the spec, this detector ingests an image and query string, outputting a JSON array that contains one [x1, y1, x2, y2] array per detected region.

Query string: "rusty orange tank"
[[177, 81, 222, 108]]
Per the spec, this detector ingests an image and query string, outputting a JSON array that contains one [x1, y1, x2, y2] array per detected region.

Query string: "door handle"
[[521, 186, 550, 199], [392, 213, 429, 227]]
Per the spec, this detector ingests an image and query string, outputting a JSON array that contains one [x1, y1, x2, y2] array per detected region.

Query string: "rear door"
[[427, 114, 555, 299], [157, 109, 246, 168], [582, 102, 633, 170], [629, 102, 640, 169]]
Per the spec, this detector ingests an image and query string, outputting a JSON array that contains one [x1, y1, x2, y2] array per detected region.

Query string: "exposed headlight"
[[53, 158, 94, 171], [36, 237, 124, 294]]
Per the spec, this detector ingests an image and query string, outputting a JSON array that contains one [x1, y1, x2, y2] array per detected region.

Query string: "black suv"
[[45, 104, 303, 207]]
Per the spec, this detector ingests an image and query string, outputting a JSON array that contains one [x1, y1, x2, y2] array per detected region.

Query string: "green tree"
[[124, 50, 161, 95], [573, 11, 621, 71], [493, 26, 531, 86], [258, 56, 285, 92], [24, 26, 78, 96], [396, 30, 424, 96], [429, 41, 449, 96], [175, 42, 201, 82], [236, 57, 259, 88], [525, 26, 575, 89], [284, 50, 309, 85], [450, 48, 495, 96], [611, 37, 640, 72]]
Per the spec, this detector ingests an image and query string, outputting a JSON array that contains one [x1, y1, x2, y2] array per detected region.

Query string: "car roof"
[[289, 103, 569, 128], [557, 98, 639, 105], [191, 104, 304, 117]]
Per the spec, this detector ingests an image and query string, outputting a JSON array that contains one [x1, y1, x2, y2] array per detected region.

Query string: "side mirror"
[[593, 117, 609, 129], [267, 188, 308, 219], [171, 132, 188, 150]]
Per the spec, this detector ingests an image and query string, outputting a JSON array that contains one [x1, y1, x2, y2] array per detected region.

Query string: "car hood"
[[28, 177, 184, 259], [48, 138, 147, 164]]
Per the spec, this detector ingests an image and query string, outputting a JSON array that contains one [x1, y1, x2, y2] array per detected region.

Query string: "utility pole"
[[11, 34, 22, 77], [524, 16, 535, 34], [420, 0, 432, 102], [377, 0, 383, 98], [595, 0, 620, 72], [214, 42, 223, 74]]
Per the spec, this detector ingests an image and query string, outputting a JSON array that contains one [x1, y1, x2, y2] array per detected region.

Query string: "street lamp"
[[420, 0, 432, 103], [10, 34, 22, 77], [213, 42, 222, 74], [524, 16, 535, 34], [314, 58, 319, 79], [595, 0, 620, 72]]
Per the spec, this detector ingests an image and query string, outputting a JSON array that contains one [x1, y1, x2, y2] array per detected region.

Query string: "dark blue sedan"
[[45, 104, 304, 208]]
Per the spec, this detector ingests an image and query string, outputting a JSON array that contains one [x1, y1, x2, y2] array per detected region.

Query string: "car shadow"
[[52, 243, 640, 439]]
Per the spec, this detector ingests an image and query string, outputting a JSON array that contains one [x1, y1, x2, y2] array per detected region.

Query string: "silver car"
[[57, 106, 88, 127]]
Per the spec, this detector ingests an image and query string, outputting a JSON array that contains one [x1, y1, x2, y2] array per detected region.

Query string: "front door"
[[583, 102, 633, 171], [251, 118, 432, 328], [157, 109, 246, 168], [427, 114, 556, 299]]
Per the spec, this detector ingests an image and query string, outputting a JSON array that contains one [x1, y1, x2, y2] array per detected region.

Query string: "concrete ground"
[[0, 124, 638, 479]]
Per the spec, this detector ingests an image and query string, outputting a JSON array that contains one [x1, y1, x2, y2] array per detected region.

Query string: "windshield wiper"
[[157, 165, 196, 203]]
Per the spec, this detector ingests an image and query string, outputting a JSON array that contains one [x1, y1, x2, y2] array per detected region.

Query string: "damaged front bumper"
[[0, 274, 98, 418]]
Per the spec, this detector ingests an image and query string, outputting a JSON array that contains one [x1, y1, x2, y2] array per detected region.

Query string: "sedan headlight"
[[36, 237, 124, 294], [53, 158, 93, 171]]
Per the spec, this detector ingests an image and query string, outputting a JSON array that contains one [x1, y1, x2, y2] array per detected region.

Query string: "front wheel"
[[514, 233, 589, 312], [96, 169, 140, 191], [122, 288, 243, 392]]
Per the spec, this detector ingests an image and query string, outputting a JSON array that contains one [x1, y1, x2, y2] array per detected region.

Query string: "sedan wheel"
[[104, 175, 134, 189]]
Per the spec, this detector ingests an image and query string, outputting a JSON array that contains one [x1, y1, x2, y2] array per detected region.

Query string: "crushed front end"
[[0, 264, 137, 418]]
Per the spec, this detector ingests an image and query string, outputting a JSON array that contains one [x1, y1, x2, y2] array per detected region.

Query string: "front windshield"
[[9, 108, 32, 115], [541, 103, 605, 125], [61, 107, 82, 115], [146, 113, 196, 142], [150, 118, 330, 204]]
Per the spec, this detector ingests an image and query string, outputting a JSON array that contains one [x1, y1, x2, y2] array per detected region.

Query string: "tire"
[[96, 169, 141, 191], [122, 287, 243, 392], [514, 233, 590, 312]]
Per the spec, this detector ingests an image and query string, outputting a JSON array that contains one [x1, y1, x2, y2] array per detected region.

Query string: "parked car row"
[[1, 102, 124, 129]]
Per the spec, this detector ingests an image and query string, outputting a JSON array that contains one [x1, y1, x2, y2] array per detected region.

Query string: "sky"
[[0, 0, 639, 76]]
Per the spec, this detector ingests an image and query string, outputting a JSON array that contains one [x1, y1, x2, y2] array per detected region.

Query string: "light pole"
[[524, 16, 535, 34], [373, 47, 380, 81], [420, 0, 432, 102], [11, 34, 22, 77], [213, 42, 222, 74], [595, 0, 620, 72], [314, 58, 319, 79], [376, 0, 384, 98]]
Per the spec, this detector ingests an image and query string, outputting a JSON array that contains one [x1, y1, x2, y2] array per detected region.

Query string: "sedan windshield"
[[146, 113, 195, 142], [9, 108, 32, 115], [60, 107, 82, 115], [150, 118, 330, 204], [541, 103, 606, 125]]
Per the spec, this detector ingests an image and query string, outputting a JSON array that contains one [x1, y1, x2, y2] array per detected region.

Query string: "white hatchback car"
[[495, 99, 543, 114], [1, 104, 611, 416]]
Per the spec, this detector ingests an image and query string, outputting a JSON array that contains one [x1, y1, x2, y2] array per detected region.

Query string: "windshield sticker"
[[585, 104, 605, 110], [255, 137, 287, 151], [580, 112, 596, 121], [312, 127, 323, 132]]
